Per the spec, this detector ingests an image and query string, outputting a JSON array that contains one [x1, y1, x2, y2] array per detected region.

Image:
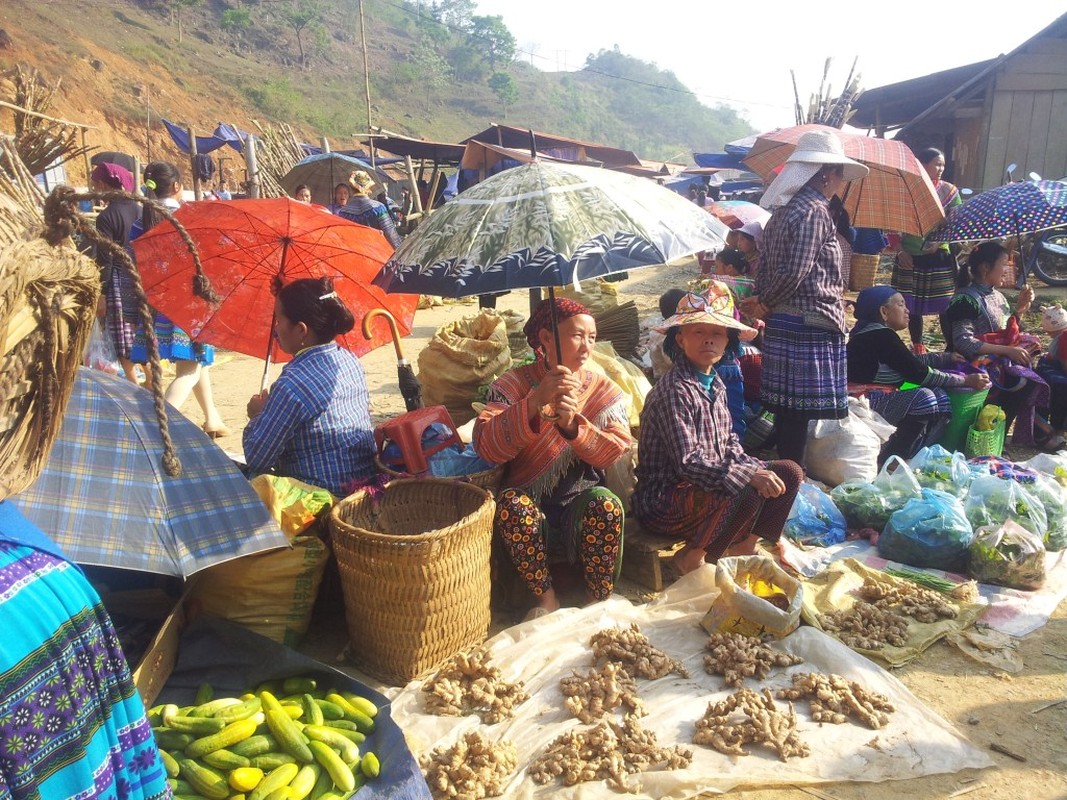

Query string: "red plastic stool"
[[374, 405, 461, 474]]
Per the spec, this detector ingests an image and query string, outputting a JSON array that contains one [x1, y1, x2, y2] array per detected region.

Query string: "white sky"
[[473, 2, 1062, 138]]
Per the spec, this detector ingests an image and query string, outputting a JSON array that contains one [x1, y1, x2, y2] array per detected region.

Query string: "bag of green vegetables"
[[968, 519, 1046, 590]]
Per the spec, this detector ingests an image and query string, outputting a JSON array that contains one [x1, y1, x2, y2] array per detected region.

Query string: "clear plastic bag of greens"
[[1026, 474, 1067, 551], [968, 519, 1047, 590], [829, 480, 887, 530], [878, 488, 974, 571], [908, 444, 971, 497], [872, 455, 923, 522], [785, 483, 847, 547], [963, 475, 1048, 541]]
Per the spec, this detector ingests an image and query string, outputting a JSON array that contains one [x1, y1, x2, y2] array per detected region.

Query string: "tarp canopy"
[[693, 152, 748, 170], [161, 119, 249, 155], [466, 124, 643, 168], [361, 137, 467, 165], [300, 145, 406, 167]]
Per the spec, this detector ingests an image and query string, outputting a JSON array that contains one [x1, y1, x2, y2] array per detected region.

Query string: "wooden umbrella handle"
[[362, 308, 405, 361]]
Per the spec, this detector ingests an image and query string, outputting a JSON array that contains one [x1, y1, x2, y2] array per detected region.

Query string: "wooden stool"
[[619, 517, 686, 592], [374, 405, 460, 474]]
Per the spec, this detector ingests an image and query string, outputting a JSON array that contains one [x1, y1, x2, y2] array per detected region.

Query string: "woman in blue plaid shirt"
[[243, 278, 376, 495]]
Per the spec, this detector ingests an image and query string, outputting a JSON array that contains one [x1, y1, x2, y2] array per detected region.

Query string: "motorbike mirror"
[[1029, 172, 1042, 181], [1006, 162, 1018, 175], [961, 188, 974, 196]]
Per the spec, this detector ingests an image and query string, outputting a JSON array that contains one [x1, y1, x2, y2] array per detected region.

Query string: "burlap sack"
[[418, 310, 511, 427]]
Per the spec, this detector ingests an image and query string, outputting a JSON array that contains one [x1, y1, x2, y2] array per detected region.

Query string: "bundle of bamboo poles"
[[792, 58, 861, 129], [593, 300, 640, 358], [247, 120, 306, 198], [6, 64, 93, 176]]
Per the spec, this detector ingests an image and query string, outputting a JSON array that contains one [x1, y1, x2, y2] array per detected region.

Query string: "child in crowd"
[[1037, 304, 1067, 439]]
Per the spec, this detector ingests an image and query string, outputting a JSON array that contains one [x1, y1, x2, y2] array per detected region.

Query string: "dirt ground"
[[169, 259, 1067, 800]]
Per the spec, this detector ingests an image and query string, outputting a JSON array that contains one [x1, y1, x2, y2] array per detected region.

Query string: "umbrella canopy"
[[131, 197, 419, 366], [926, 179, 1067, 243], [16, 368, 289, 578], [280, 152, 389, 206], [705, 200, 771, 230], [742, 123, 944, 237], [373, 161, 729, 297]]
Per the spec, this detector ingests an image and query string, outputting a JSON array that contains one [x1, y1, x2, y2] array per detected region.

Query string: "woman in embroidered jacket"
[[473, 298, 631, 619]]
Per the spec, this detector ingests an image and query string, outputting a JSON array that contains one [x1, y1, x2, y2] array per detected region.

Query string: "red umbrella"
[[132, 198, 419, 384], [742, 123, 944, 237]]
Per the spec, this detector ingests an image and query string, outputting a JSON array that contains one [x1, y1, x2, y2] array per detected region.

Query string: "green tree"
[[411, 39, 453, 110], [431, 0, 475, 30], [488, 71, 518, 117], [220, 7, 252, 51], [467, 15, 515, 69], [283, 0, 324, 68]]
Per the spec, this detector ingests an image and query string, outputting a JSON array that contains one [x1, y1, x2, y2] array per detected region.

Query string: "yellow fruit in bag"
[[975, 404, 1004, 432]]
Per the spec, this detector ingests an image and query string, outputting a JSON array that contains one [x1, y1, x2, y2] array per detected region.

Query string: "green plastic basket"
[[966, 417, 1006, 457], [939, 387, 990, 453]]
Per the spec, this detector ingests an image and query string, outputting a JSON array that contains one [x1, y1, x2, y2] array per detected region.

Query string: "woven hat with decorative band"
[[1041, 304, 1067, 334], [655, 283, 757, 340]]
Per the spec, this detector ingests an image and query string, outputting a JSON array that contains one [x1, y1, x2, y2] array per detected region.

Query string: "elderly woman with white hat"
[[633, 284, 803, 576], [739, 129, 869, 467]]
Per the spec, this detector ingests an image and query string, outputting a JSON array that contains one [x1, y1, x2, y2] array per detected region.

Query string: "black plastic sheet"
[[158, 615, 431, 800]]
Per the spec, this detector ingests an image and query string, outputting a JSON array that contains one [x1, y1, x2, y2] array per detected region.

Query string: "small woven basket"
[[373, 454, 505, 494], [966, 417, 1006, 458], [329, 478, 495, 684], [848, 254, 880, 292]]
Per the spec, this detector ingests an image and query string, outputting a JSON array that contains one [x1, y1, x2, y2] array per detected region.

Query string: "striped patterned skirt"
[[0, 538, 169, 800], [104, 268, 139, 359], [893, 250, 956, 315], [760, 313, 848, 420], [131, 312, 215, 366], [865, 386, 951, 424]]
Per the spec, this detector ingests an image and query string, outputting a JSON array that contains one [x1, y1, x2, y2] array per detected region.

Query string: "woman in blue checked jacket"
[[243, 277, 376, 495]]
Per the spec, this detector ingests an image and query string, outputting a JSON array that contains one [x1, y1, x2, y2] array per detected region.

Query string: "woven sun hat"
[[348, 170, 376, 195], [760, 129, 869, 209], [655, 282, 757, 340], [1041, 304, 1067, 334]]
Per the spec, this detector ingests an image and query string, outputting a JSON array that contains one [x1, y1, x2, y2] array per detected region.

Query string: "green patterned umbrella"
[[373, 161, 729, 297]]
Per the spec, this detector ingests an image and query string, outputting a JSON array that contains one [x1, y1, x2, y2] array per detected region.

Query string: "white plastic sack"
[[805, 398, 884, 486]]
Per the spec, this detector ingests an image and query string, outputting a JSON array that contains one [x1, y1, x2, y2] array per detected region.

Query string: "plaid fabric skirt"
[[760, 313, 847, 420], [892, 250, 956, 315], [865, 386, 951, 425], [104, 268, 138, 359]]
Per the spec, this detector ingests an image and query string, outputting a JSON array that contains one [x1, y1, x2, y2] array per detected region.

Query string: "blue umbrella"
[[927, 179, 1067, 243], [16, 368, 289, 578], [280, 152, 390, 207]]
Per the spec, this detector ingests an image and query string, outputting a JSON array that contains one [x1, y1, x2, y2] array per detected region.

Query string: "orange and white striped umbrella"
[[743, 124, 944, 237]]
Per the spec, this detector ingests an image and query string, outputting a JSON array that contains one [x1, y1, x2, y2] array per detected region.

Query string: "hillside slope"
[[0, 0, 753, 183]]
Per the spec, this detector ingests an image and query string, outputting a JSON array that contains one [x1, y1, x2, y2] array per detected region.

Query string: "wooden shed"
[[851, 12, 1067, 191]]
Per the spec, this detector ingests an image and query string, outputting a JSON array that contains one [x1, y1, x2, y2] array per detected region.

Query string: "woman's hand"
[[749, 468, 786, 498], [247, 389, 269, 419], [739, 295, 768, 320], [532, 365, 574, 411], [1000, 345, 1031, 366], [1016, 285, 1034, 316], [964, 371, 991, 390], [554, 382, 581, 437]]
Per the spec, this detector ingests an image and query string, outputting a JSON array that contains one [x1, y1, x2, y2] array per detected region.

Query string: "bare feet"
[[672, 544, 707, 576], [530, 586, 560, 614], [722, 533, 760, 558]]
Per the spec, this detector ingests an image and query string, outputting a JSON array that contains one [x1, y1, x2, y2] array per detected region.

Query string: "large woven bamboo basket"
[[0, 139, 99, 501], [329, 478, 495, 684], [373, 454, 505, 494], [848, 253, 880, 292]]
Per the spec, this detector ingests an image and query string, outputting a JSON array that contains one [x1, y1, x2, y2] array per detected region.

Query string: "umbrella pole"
[[261, 316, 276, 393], [547, 285, 563, 365]]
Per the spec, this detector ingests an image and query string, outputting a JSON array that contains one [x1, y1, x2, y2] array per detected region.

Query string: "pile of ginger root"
[[422, 649, 529, 724], [420, 729, 517, 800], [776, 671, 895, 729], [857, 577, 958, 623], [528, 713, 692, 792], [590, 623, 689, 679], [703, 632, 804, 688], [693, 687, 810, 761], [560, 661, 645, 723]]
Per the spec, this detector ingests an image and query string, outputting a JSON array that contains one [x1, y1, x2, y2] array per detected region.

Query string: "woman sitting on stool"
[[473, 298, 631, 620]]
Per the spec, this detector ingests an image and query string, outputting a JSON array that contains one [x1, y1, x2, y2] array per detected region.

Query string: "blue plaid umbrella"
[[927, 179, 1067, 243], [16, 368, 289, 577]]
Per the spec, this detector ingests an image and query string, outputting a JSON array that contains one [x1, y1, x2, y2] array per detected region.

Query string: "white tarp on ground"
[[389, 567, 992, 798]]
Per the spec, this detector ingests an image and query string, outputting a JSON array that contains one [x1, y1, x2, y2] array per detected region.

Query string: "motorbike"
[[1015, 224, 1067, 288]]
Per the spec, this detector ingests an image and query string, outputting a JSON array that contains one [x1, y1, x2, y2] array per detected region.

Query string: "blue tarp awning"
[[693, 152, 748, 170], [300, 145, 405, 167], [161, 119, 249, 155]]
